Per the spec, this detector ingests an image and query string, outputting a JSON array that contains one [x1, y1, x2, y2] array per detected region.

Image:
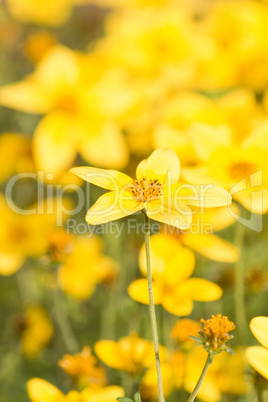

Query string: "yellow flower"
[[58, 346, 106, 389], [6, 0, 74, 26], [182, 122, 268, 214], [199, 314, 236, 355], [140, 350, 185, 401], [94, 333, 167, 376], [128, 234, 222, 316], [171, 318, 201, 350], [58, 235, 119, 300], [15, 306, 53, 359], [0, 45, 129, 178], [0, 195, 72, 275], [184, 347, 247, 402], [0, 133, 34, 184], [27, 378, 124, 402], [71, 148, 231, 229], [246, 316, 268, 379]]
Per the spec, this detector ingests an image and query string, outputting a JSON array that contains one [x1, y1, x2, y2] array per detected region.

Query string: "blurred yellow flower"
[[58, 235, 119, 300], [182, 122, 268, 214], [58, 346, 106, 389], [6, 0, 74, 26], [0, 45, 129, 177], [71, 148, 231, 228], [95, 333, 167, 376], [184, 347, 247, 401], [0, 195, 71, 275], [27, 378, 124, 402], [15, 306, 53, 359], [171, 318, 201, 350], [140, 349, 185, 401], [0, 133, 34, 184], [128, 233, 222, 316], [246, 316, 268, 379]]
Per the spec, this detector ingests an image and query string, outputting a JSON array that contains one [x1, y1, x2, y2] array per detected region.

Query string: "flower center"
[[229, 162, 255, 179], [129, 177, 163, 202]]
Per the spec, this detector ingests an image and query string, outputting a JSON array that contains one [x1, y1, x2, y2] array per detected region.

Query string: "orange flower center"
[[229, 162, 255, 179], [129, 177, 163, 202]]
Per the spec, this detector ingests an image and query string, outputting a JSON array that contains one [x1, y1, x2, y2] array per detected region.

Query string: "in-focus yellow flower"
[[246, 316, 268, 379], [182, 122, 268, 214], [184, 347, 247, 402], [128, 234, 222, 316], [58, 346, 106, 389], [95, 333, 167, 376], [27, 378, 124, 402], [15, 306, 53, 359], [71, 148, 231, 229], [58, 235, 119, 300]]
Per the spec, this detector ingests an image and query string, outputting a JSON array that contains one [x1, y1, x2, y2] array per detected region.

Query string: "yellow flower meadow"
[[71, 148, 231, 229]]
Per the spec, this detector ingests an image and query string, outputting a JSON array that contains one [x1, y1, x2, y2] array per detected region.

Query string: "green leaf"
[[189, 335, 203, 343], [225, 347, 234, 356], [134, 392, 141, 402], [117, 398, 133, 402]]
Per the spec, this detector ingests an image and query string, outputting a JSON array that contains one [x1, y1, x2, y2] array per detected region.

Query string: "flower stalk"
[[143, 210, 164, 402], [187, 353, 213, 402]]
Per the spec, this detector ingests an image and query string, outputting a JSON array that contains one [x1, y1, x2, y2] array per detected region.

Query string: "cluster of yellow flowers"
[[0, 0, 268, 401]]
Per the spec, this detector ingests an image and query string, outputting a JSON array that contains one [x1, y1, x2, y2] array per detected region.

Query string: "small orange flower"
[[199, 314, 236, 355], [58, 346, 106, 389]]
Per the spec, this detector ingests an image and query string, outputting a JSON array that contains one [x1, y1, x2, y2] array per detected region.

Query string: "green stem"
[[234, 222, 247, 346], [53, 277, 79, 353], [143, 211, 165, 402], [187, 354, 213, 402]]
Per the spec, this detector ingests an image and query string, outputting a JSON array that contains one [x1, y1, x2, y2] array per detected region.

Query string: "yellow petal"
[[94, 340, 126, 370], [33, 111, 77, 177], [233, 189, 268, 214], [84, 386, 125, 402], [70, 167, 133, 190], [245, 346, 268, 380], [27, 378, 64, 402], [181, 233, 240, 263], [165, 246, 195, 286], [170, 183, 232, 208], [0, 251, 25, 276], [189, 123, 232, 161], [127, 278, 162, 305], [0, 80, 52, 113], [35, 45, 79, 93], [145, 199, 192, 230], [250, 317, 268, 348], [136, 148, 181, 185], [139, 234, 182, 278], [162, 293, 194, 316], [190, 205, 239, 233], [176, 279, 222, 301], [86, 191, 143, 225], [78, 122, 129, 170]]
